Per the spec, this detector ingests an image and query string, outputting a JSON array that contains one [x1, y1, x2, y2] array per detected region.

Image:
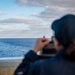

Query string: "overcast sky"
[[0, 0, 75, 38]]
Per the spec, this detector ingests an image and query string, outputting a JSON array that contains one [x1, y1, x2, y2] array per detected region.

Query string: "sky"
[[0, 0, 75, 38]]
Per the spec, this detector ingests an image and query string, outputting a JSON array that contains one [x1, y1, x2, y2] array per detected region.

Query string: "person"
[[14, 14, 75, 75]]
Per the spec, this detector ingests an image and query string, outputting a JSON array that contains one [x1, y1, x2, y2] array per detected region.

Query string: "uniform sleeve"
[[14, 50, 40, 75]]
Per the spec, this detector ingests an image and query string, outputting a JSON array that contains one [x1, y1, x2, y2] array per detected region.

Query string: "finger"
[[37, 38, 48, 40], [43, 39, 49, 43], [37, 38, 50, 43], [41, 38, 49, 41], [43, 40, 50, 45]]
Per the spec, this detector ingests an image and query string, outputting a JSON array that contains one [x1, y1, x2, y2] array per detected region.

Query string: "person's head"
[[51, 14, 75, 56]]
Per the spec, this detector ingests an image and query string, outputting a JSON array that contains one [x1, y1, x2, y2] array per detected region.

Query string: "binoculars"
[[41, 36, 57, 57]]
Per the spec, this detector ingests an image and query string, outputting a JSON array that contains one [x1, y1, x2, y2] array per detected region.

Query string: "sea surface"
[[0, 38, 37, 58]]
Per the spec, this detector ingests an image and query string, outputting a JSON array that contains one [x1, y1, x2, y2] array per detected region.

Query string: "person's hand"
[[33, 38, 50, 53]]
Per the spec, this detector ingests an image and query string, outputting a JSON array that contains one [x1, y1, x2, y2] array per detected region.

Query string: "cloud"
[[0, 17, 35, 23], [0, 11, 6, 15], [15, 0, 45, 6], [0, 17, 39, 24], [16, 0, 75, 8], [16, 0, 75, 21], [32, 6, 75, 21], [15, 0, 28, 5], [0, 27, 52, 38], [0, 11, 2, 15], [0, 17, 50, 28], [0, 17, 51, 38]]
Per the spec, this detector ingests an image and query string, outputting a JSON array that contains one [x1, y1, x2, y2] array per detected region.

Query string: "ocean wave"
[[0, 38, 36, 57]]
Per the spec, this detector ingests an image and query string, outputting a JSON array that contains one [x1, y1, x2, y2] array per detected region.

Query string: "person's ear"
[[53, 37, 63, 50], [53, 38, 59, 46]]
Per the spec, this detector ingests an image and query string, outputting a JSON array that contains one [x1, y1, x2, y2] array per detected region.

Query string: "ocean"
[[0, 38, 37, 58]]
